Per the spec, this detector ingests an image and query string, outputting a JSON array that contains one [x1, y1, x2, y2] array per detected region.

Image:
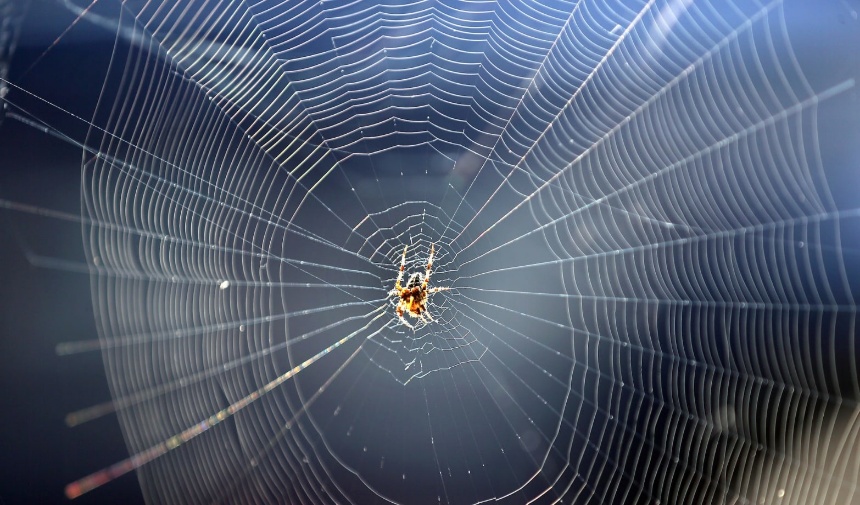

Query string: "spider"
[[389, 243, 449, 329]]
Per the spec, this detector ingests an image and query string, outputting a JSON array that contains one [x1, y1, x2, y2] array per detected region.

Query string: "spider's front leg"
[[394, 244, 408, 291], [422, 243, 435, 289]]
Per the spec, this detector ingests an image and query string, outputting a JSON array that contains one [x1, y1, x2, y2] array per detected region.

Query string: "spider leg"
[[395, 244, 408, 291], [396, 306, 413, 329], [422, 243, 435, 289]]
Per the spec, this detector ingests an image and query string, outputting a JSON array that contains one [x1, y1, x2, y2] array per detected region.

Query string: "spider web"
[[18, 0, 858, 503]]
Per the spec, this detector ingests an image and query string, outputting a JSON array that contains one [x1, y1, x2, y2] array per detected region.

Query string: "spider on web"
[[389, 244, 449, 330]]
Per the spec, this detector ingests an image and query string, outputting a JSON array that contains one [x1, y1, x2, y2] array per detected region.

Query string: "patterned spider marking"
[[389, 244, 448, 329]]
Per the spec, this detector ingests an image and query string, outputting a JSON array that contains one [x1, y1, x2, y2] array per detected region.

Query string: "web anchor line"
[[64, 309, 388, 499]]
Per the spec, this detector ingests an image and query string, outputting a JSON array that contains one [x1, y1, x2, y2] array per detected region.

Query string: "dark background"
[[0, 1, 145, 503]]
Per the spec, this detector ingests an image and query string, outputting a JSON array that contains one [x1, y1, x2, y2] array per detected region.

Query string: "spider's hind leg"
[[400, 315, 415, 330], [396, 306, 415, 330]]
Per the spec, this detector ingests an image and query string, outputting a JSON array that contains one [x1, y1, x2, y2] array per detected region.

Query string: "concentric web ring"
[[58, 0, 859, 503]]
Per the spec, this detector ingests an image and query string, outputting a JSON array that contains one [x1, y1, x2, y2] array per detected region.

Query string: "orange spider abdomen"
[[399, 287, 425, 316]]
